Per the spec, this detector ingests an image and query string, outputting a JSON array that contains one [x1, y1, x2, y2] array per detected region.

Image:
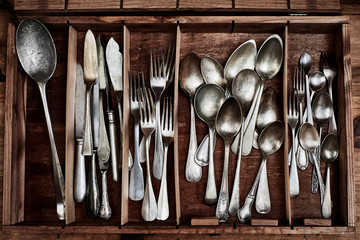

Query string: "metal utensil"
[[321, 133, 339, 218], [138, 87, 157, 221], [299, 123, 325, 202], [157, 97, 174, 221], [74, 63, 86, 203], [242, 35, 283, 156], [321, 51, 338, 135], [180, 53, 204, 183], [238, 121, 284, 222], [231, 69, 260, 154], [83, 30, 98, 156], [215, 97, 242, 222], [16, 18, 65, 220], [194, 84, 226, 205]]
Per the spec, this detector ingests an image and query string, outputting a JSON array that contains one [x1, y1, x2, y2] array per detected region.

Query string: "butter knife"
[[74, 63, 86, 202]]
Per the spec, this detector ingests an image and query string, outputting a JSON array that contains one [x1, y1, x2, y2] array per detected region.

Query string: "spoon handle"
[[195, 131, 216, 167], [255, 158, 271, 214], [83, 83, 94, 156], [322, 164, 332, 218], [305, 74, 313, 125], [328, 82, 337, 135], [100, 171, 112, 221], [185, 99, 202, 183], [205, 126, 217, 205], [311, 152, 325, 203], [38, 83, 65, 220], [215, 141, 230, 222]]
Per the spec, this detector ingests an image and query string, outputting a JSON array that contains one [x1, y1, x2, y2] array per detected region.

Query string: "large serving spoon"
[[242, 35, 283, 156], [320, 133, 339, 218], [215, 97, 242, 222], [180, 53, 204, 183], [299, 123, 325, 202], [194, 84, 226, 205], [231, 69, 260, 154], [238, 121, 284, 222], [16, 18, 65, 220]]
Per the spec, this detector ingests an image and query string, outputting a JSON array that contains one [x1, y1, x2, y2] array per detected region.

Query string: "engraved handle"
[[185, 99, 202, 183], [38, 83, 65, 220], [157, 145, 169, 221], [322, 164, 332, 218], [107, 111, 120, 182], [153, 99, 164, 180], [83, 83, 94, 156], [98, 92, 110, 166], [100, 171, 112, 221], [87, 152, 100, 219], [204, 126, 217, 205], [255, 157, 271, 214], [74, 138, 86, 202], [289, 128, 300, 198], [215, 141, 230, 222], [311, 152, 325, 203]]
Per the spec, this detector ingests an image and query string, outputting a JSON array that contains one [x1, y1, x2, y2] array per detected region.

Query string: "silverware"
[[194, 84, 226, 205], [215, 97, 242, 222], [238, 121, 284, 222], [179, 53, 204, 183], [106, 37, 123, 182], [157, 97, 174, 221], [321, 51, 338, 135], [74, 63, 87, 202], [83, 30, 98, 156], [87, 79, 100, 219], [138, 87, 157, 221], [320, 133, 339, 218], [288, 90, 300, 198], [129, 72, 144, 201], [16, 18, 65, 220], [242, 35, 283, 156]]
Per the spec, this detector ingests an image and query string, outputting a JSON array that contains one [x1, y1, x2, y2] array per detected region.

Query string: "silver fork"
[[288, 90, 300, 198], [129, 71, 144, 201], [150, 48, 169, 180], [138, 87, 157, 221], [157, 97, 174, 221], [321, 51, 338, 135]]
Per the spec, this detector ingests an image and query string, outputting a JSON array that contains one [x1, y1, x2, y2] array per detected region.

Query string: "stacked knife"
[[74, 30, 128, 220]]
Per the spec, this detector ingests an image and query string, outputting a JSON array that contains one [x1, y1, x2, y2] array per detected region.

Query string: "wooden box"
[[3, 16, 355, 235]]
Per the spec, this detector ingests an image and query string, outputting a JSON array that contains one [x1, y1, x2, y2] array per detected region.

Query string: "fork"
[[157, 97, 174, 221], [129, 71, 144, 201], [138, 87, 157, 221], [321, 51, 338, 135], [288, 90, 300, 198]]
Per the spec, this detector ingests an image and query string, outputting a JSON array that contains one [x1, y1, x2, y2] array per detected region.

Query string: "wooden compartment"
[[2, 16, 355, 235]]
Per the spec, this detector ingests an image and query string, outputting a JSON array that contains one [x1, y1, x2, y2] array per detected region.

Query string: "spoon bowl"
[[256, 87, 282, 131], [299, 123, 319, 152], [309, 71, 326, 93], [312, 92, 333, 127], [201, 56, 226, 90], [299, 52, 313, 74]]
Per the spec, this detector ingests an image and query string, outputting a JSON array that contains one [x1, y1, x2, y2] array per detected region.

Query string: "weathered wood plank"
[[14, 0, 64, 10]]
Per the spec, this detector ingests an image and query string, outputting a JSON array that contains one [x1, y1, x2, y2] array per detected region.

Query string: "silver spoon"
[[231, 69, 260, 154], [215, 97, 242, 222], [180, 53, 204, 183], [242, 35, 283, 156], [238, 121, 284, 222], [194, 84, 226, 205], [16, 18, 65, 220], [299, 123, 325, 202], [321, 133, 339, 218]]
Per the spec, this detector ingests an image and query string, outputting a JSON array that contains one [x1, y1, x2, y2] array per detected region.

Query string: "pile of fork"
[[129, 45, 175, 221], [288, 51, 339, 218]]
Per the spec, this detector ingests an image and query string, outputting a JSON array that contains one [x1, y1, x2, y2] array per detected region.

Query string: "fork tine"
[[293, 90, 297, 115], [161, 48, 166, 78], [130, 71, 134, 101], [169, 97, 173, 131], [147, 88, 155, 118], [153, 49, 158, 79], [156, 49, 161, 79], [150, 49, 154, 80], [144, 88, 152, 122], [293, 66, 297, 90], [141, 71, 146, 89], [165, 97, 169, 131], [288, 90, 291, 115], [161, 97, 166, 131], [138, 88, 145, 122]]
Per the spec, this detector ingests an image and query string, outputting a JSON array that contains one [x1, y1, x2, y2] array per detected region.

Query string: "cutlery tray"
[[3, 15, 354, 235]]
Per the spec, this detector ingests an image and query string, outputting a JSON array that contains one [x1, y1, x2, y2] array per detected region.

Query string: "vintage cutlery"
[[74, 63, 87, 203], [179, 53, 204, 183], [16, 18, 65, 220]]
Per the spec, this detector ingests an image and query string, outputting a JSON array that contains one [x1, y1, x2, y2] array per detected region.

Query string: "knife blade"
[[74, 63, 86, 202]]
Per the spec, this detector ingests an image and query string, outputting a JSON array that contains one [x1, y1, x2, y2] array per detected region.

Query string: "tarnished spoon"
[[321, 133, 339, 218], [16, 18, 65, 220], [238, 121, 284, 222], [194, 84, 226, 205], [180, 53, 204, 183], [215, 97, 242, 222]]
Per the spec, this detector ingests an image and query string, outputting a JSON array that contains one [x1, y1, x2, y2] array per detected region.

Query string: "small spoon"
[[299, 123, 325, 202], [238, 121, 284, 222], [215, 97, 242, 222], [194, 84, 226, 205], [321, 133, 339, 218], [180, 53, 204, 183]]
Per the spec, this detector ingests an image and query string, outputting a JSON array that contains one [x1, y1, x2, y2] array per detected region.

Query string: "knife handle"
[[74, 138, 86, 202], [83, 83, 93, 156], [87, 151, 100, 219], [117, 100, 123, 171], [108, 111, 120, 183]]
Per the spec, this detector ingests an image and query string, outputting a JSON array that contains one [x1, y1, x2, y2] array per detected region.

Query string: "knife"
[[96, 34, 112, 220], [74, 63, 87, 202], [87, 79, 100, 219]]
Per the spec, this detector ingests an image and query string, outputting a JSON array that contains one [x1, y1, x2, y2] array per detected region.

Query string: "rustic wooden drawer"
[[3, 16, 354, 235]]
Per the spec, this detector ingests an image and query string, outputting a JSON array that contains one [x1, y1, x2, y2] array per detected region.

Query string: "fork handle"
[[153, 99, 164, 180], [289, 128, 300, 198], [157, 144, 169, 221]]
